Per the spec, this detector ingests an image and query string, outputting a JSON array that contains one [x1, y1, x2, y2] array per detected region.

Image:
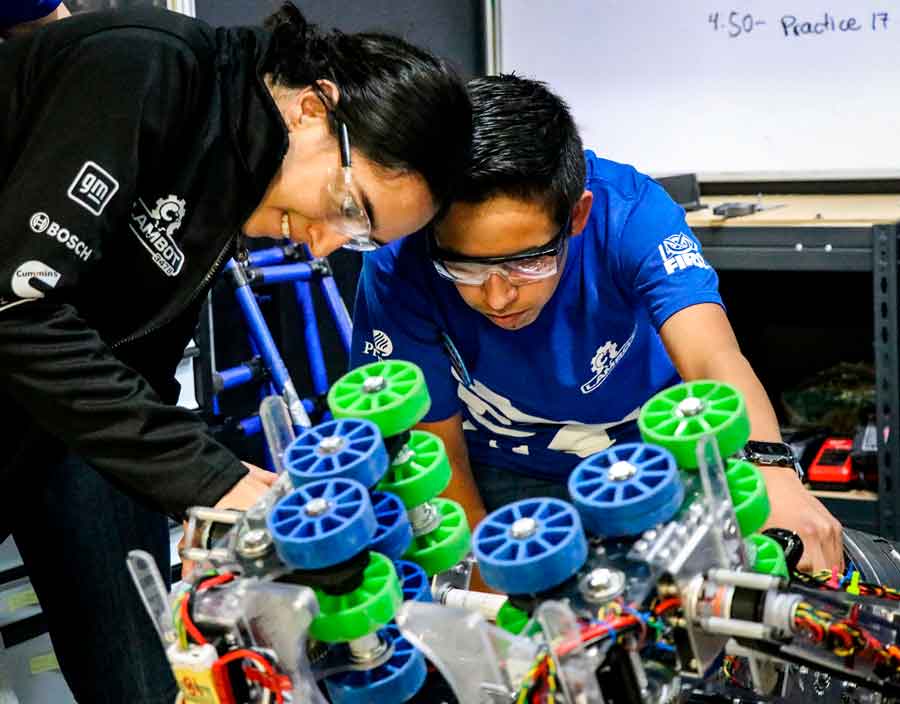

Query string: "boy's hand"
[[760, 467, 843, 573]]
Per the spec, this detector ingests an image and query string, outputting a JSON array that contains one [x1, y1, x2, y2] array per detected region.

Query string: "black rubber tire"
[[843, 528, 900, 587]]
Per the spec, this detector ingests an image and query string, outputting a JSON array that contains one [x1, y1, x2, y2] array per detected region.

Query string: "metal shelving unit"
[[688, 196, 900, 538]]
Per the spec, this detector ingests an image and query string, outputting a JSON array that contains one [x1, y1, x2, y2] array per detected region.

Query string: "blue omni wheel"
[[370, 491, 413, 561], [394, 559, 432, 602], [267, 478, 376, 570], [284, 418, 388, 489], [473, 498, 588, 595], [325, 624, 426, 704], [568, 443, 684, 538]]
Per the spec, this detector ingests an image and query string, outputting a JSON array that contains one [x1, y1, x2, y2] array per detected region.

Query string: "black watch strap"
[[741, 441, 804, 481]]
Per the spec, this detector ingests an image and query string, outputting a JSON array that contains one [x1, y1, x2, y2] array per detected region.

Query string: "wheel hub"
[[317, 435, 346, 455], [676, 396, 706, 418], [510, 517, 538, 540], [608, 460, 637, 481], [305, 497, 331, 517], [363, 376, 387, 394]]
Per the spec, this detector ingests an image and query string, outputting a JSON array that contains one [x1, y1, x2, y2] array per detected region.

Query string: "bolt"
[[237, 528, 273, 559], [362, 376, 387, 394], [608, 460, 637, 481], [676, 396, 706, 418], [392, 445, 415, 465], [580, 567, 625, 602], [588, 568, 613, 590], [318, 435, 346, 454], [305, 497, 330, 517], [349, 633, 390, 665], [510, 517, 538, 539]]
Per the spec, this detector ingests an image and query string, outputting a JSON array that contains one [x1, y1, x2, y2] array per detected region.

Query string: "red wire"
[[654, 598, 681, 615], [180, 572, 234, 646], [198, 573, 235, 592], [180, 592, 208, 646], [556, 616, 639, 657], [216, 649, 286, 704]]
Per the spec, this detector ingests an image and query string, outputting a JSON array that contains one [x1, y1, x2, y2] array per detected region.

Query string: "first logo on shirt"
[[67, 161, 119, 216]]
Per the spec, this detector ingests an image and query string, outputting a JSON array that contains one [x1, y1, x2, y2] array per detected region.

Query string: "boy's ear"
[[569, 190, 593, 236]]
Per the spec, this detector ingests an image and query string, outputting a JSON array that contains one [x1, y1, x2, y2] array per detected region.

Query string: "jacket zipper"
[[111, 234, 235, 350]]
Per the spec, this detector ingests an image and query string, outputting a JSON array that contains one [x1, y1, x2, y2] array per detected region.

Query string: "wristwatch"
[[740, 441, 805, 481]]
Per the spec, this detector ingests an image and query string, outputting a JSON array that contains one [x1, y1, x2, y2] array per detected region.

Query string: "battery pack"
[[167, 642, 235, 704]]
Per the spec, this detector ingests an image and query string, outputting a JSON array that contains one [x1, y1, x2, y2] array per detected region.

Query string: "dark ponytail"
[[263, 2, 471, 208]]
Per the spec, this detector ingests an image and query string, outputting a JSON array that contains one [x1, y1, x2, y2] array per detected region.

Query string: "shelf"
[[808, 488, 880, 534], [809, 489, 878, 502]]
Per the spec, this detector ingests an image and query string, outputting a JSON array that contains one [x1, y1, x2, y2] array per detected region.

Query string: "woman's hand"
[[179, 463, 277, 579]]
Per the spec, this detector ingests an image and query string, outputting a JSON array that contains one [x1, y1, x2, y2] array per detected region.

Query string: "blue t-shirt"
[[0, 0, 63, 26], [351, 152, 723, 480]]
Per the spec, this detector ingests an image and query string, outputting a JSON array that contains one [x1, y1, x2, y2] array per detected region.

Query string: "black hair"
[[263, 2, 471, 208], [456, 74, 585, 227]]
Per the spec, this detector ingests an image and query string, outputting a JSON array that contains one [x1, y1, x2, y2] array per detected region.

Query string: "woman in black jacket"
[[0, 3, 470, 702]]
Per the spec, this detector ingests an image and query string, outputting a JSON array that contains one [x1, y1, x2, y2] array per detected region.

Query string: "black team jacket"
[[0, 8, 288, 518]]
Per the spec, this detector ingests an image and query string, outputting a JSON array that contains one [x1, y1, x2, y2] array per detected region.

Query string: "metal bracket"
[[874, 224, 900, 539]]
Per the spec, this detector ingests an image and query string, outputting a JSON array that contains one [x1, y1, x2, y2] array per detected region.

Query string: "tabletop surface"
[[686, 195, 900, 228]]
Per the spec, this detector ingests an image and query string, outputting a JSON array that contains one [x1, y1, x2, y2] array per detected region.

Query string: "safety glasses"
[[325, 121, 380, 252], [428, 218, 570, 286]]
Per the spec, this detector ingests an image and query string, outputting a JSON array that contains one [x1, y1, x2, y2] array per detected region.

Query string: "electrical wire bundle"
[[793, 566, 900, 601], [793, 600, 900, 675], [172, 571, 292, 704], [515, 596, 683, 703], [515, 647, 558, 704]]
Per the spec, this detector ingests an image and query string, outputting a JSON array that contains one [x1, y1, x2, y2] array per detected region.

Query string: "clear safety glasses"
[[428, 219, 570, 286], [326, 121, 380, 252]]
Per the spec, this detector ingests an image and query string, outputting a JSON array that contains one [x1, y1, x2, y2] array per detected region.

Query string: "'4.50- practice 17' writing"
[[708, 10, 890, 38]]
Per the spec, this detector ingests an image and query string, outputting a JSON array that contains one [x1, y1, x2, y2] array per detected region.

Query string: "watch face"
[[748, 441, 792, 457]]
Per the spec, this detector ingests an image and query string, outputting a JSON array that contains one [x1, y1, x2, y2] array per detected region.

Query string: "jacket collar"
[[216, 26, 288, 217]]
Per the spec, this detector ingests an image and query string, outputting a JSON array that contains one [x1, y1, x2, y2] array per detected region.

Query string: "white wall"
[[500, 1, 900, 180]]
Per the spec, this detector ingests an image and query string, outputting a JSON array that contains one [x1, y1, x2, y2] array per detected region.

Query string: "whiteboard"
[[498, 1, 900, 180]]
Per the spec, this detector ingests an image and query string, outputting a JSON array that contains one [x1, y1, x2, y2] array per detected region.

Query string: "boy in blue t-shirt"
[[351, 75, 841, 572]]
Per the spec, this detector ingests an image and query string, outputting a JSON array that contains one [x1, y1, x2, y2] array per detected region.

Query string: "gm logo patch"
[[67, 161, 119, 216]]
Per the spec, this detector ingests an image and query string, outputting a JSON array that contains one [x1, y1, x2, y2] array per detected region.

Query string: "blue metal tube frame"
[[225, 259, 310, 428], [217, 363, 257, 391], [208, 252, 350, 431], [247, 247, 288, 268], [294, 280, 330, 396], [237, 398, 316, 437], [319, 271, 352, 355], [250, 263, 313, 286]]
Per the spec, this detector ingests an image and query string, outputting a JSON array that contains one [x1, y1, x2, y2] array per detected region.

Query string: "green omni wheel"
[[377, 431, 451, 508], [496, 602, 529, 635], [327, 361, 431, 439], [638, 380, 751, 469], [403, 499, 471, 576], [726, 459, 770, 537], [745, 533, 788, 578], [311, 552, 402, 643]]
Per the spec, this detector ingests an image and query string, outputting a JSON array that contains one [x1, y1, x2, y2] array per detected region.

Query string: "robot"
[[128, 364, 900, 703]]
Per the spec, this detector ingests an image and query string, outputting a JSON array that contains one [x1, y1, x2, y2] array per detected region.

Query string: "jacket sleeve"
[[0, 31, 247, 517]]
